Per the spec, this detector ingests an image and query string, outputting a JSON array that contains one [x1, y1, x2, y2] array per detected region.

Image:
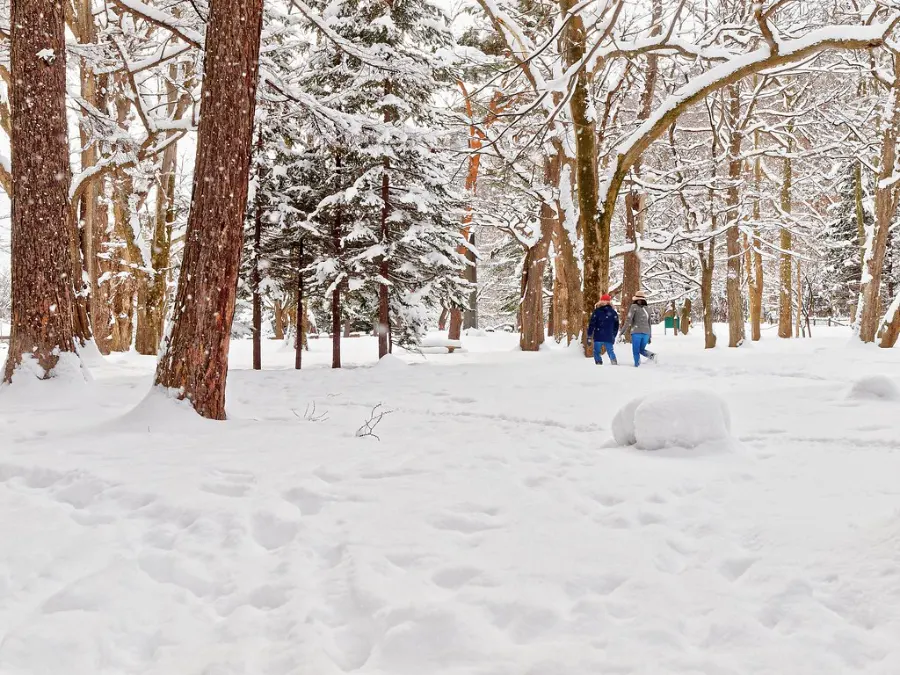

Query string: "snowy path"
[[1, 329, 900, 674]]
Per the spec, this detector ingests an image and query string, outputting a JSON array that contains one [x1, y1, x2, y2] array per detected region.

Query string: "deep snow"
[[2, 326, 900, 674]]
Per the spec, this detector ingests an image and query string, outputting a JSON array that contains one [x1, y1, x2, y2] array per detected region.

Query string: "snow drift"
[[847, 375, 900, 401], [612, 389, 732, 450]]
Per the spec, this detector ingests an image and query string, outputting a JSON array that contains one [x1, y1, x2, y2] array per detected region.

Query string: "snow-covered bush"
[[847, 375, 900, 401], [612, 390, 732, 451]]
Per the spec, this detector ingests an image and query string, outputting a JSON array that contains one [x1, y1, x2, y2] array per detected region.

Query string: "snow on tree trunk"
[[725, 85, 745, 348], [879, 290, 900, 348], [154, 0, 263, 419], [463, 231, 478, 330], [859, 66, 900, 344], [3, 0, 81, 383], [747, 127, 764, 342], [778, 129, 794, 339], [520, 149, 558, 352], [699, 240, 716, 349], [559, 0, 601, 356]]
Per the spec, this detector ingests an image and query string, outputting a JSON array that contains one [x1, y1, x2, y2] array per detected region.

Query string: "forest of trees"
[[4, 0, 900, 418]]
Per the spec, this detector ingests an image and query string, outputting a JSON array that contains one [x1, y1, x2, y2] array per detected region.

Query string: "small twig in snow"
[[292, 402, 329, 422], [355, 403, 392, 441]]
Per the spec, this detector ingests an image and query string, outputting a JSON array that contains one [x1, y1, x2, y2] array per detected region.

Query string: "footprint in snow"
[[432, 566, 483, 590], [430, 513, 502, 534], [282, 486, 326, 516], [251, 511, 300, 550], [430, 505, 503, 535], [590, 492, 625, 507], [718, 555, 758, 582], [200, 468, 256, 498]]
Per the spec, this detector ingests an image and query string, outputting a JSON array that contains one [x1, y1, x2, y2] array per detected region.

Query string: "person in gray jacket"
[[624, 291, 656, 367]]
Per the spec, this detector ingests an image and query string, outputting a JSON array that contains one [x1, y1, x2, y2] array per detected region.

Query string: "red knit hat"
[[600, 294, 612, 302]]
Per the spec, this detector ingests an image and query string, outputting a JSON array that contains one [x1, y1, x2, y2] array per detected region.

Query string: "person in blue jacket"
[[587, 294, 619, 365]]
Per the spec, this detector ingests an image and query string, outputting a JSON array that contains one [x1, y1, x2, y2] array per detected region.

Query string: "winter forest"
[[3, 1, 900, 673]]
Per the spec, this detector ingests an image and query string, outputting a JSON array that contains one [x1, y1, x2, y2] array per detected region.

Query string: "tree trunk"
[[699, 240, 716, 349], [154, 0, 263, 419], [859, 71, 900, 343], [332, 286, 341, 369], [378, 78, 394, 359], [252, 159, 263, 371], [795, 257, 802, 338], [778, 133, 794, 338], [134, 142, 176, 354], [547, 281, 557, 339], [551, 208, 582, 345], [745, 233, 760, 341], [70, 0, 113, 354], [560, 0, 600, 353], [448, 302, 462, 341], [519, 232, 551, 352], [463, 232, 478, 329], [520, 150, 559, 351], [851, 161, 865, 323], [725, 85, 745, 348], [272, 300, 285, 340], [680, 298, 691, 335], [4, 0, 81, 381], [295, 241, 304, 369], [879, 290, 900, 348], [621, 191, 641, 343], [747, 128, 764, 341], [620, 0, 661, 341], [378, 158, 391, 358]]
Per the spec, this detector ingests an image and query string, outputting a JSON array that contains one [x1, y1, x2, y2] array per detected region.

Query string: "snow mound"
[[848, 375, 900, 401], [376, 353, 407, 369], [612, 390, 732, 451], [464, 328, 488, 338], [107, 387, 217, 433], [5, 351, 89, 392]]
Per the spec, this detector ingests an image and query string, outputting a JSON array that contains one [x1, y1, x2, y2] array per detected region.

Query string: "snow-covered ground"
[[2, 326, 900, 674]]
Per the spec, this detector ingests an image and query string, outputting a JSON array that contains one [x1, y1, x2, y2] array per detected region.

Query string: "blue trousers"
[[593, 340, 617, 364], [631, 332, 652, 366]]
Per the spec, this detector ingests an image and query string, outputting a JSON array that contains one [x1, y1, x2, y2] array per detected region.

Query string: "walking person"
[[624, 291, 656, 367], [587, 294, 619, 365]]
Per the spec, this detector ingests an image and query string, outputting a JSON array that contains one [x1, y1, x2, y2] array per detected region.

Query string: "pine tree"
[[298, 0, 468, 355], [825, 162, 868, 317]]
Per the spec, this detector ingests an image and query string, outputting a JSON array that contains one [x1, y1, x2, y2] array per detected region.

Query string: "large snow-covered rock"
[[848, 375, 900, 402], [612, 390, 732, 451]]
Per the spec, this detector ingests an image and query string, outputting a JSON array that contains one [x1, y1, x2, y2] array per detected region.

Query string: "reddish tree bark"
[[377, 78, 394, 359], [295, 241, 304, 370], [154, 0, 263, 418], [3, 0, 79, 382]]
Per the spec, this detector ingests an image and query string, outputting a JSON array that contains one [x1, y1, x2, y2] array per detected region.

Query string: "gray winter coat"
[[626, 303, 652, 335]]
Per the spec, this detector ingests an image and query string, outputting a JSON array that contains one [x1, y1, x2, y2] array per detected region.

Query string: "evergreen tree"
[[298, 0, 469, 353], [824, 162, 868, 316]]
